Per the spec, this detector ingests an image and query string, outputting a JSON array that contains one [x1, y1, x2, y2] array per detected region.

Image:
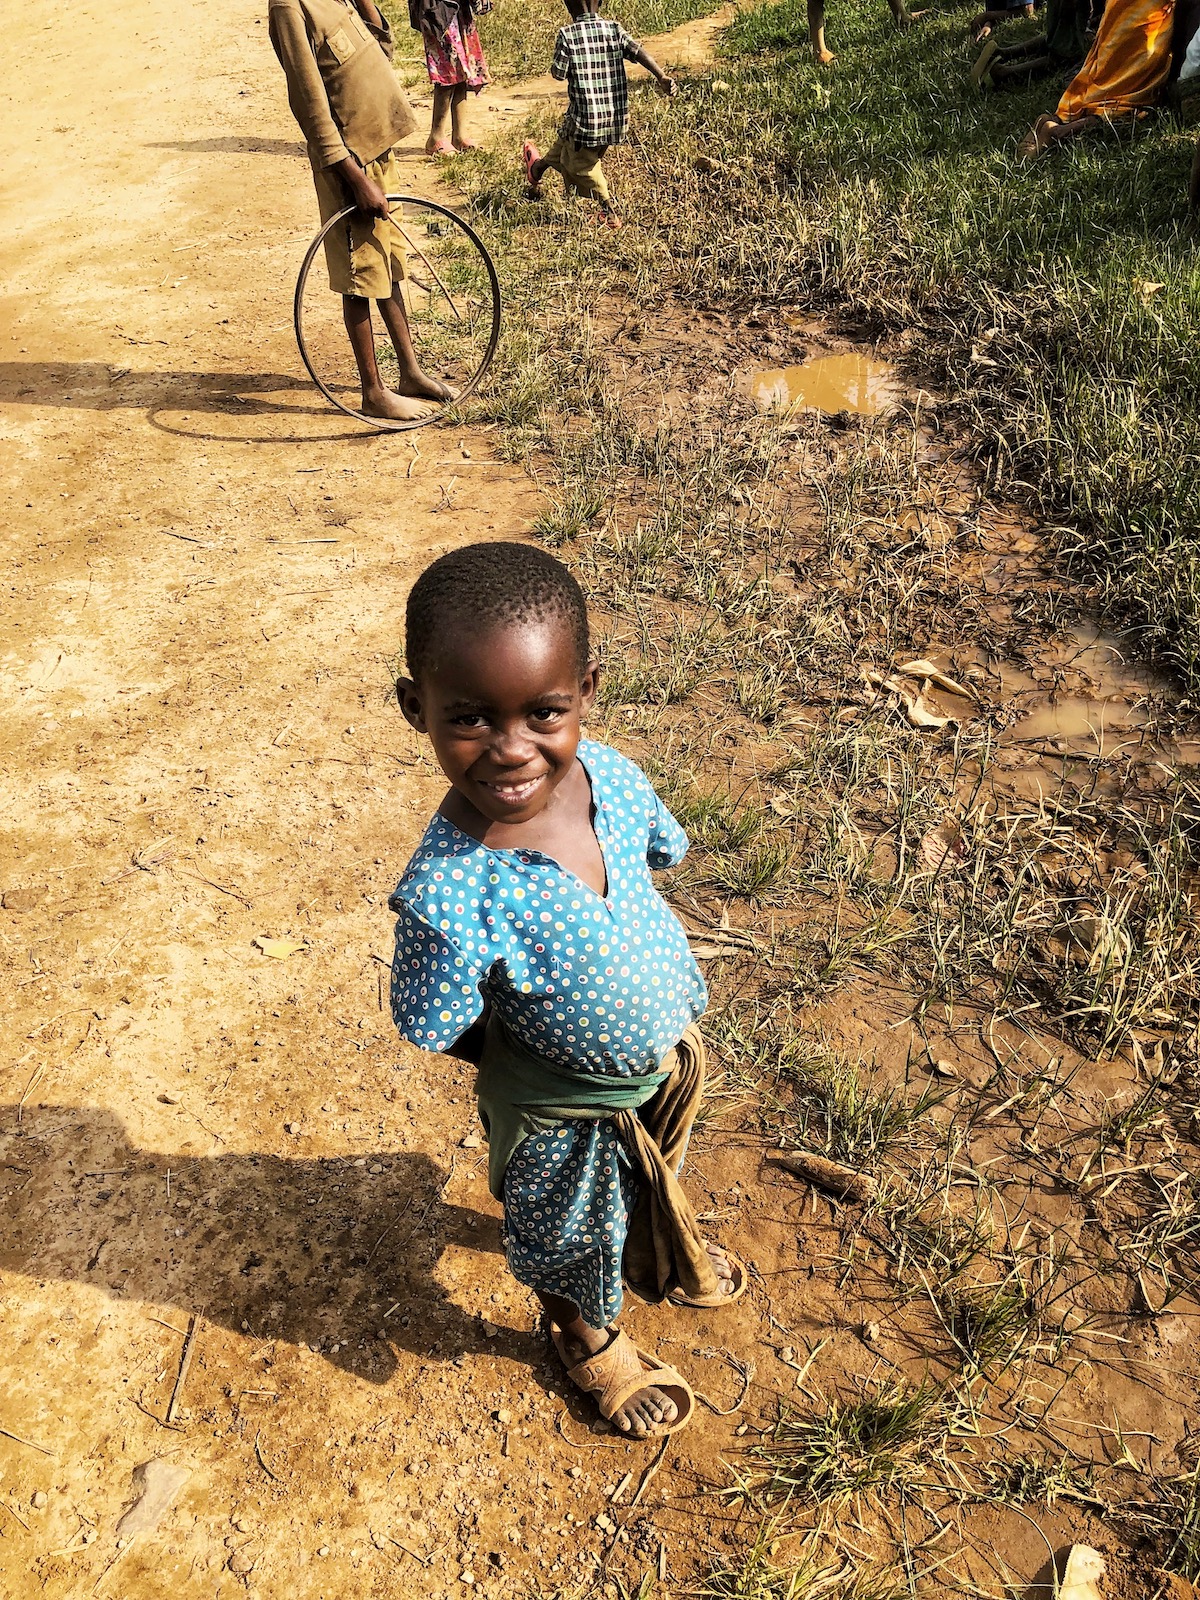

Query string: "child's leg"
[[427, 84, 454, 154], [807, 0, 836, 63], [342, 295, 437, 421], [536, 1291, 678, 1438], [450, 85, 477, 150], [377, 287, 454, 403], [560, 142, 617, 219]]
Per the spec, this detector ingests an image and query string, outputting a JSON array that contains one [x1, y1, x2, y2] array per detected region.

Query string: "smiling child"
[[388, 541, 745, 1438]]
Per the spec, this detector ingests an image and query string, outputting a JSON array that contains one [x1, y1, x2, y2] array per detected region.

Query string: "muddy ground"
[[2, 0, 1198, 1597]]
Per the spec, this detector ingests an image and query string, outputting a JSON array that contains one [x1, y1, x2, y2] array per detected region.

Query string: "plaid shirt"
[[550, 14, 640, 149]]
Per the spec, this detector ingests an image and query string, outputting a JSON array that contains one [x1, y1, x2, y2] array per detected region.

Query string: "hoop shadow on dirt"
[[0, 1104, 508, 1385]]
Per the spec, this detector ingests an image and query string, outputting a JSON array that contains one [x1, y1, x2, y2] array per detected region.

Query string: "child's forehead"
[[424, 611, 583, 689]]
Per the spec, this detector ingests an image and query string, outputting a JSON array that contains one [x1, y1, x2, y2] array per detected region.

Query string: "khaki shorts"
[[541, 135, 610, 204], [312, 148, 409, 299]]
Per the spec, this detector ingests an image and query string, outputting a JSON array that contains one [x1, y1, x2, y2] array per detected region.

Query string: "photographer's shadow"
[[0, 1104, 507, 1385]]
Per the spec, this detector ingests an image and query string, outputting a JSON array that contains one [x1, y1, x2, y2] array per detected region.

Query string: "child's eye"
[[530, 707, 566, 723], [451, 713, 488, 729]]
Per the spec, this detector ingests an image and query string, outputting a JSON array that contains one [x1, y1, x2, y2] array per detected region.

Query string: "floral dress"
[[423, 11, 489, 89], [389, 739, 707, 1327]]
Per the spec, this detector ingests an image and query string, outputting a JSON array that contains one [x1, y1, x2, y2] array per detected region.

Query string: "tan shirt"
[[269, 0, 417, 170]]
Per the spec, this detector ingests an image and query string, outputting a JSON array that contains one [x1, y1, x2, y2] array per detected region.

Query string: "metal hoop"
[[294, 193, 502, 434]]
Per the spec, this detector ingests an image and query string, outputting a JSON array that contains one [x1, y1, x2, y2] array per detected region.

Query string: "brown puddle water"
[[1003, 627, 1163, 758], [747, 353, 899, 417]]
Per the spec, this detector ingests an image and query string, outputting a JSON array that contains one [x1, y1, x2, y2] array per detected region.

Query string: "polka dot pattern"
[[388, 738, 707, 1325]]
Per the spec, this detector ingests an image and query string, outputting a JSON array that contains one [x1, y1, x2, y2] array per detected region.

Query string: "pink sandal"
[[522, 140, 542, 190]]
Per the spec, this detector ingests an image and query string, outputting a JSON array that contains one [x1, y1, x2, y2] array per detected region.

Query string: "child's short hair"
[[405, 541, 590, 682]]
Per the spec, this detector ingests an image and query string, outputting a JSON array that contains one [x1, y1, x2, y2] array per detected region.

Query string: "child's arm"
[[631, 44, 677, 94], [351, 0, 394, 48], [269, 0, 356, 170], [330, 155, 392, 217]]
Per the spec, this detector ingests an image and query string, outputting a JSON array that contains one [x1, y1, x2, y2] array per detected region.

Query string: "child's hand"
[[338, 159, 391, 218], [657, 75, 677, 97]]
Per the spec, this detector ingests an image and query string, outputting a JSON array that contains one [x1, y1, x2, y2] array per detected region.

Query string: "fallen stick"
[[771, 1151, 878, 1205], [166, 1314, 200, 1425], [629, 1434, 671, 1508], [0, 1425, 54, 1457]]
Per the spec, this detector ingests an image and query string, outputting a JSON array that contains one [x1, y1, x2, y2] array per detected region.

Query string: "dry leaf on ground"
[[252, 936, 307, 959], [895, 658, 975, 700], [1060, 1545, 1106, 1600]]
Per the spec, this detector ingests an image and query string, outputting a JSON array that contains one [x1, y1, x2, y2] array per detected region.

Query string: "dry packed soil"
[[0, 3, 774, 1597]]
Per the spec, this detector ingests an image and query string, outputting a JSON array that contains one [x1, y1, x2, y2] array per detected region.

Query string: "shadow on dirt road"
[[1, 1104, 506, 1385]]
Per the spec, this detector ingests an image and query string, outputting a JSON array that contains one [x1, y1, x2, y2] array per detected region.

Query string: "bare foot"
[[817, 45, 837, 62], [561, 1328, 678, 1438], [452, 137, 478, 151], [705, 1241, 740, 1297], [361, 387, 436, 421], [396, 368, 453, 403], [425, 137, 453, 157]]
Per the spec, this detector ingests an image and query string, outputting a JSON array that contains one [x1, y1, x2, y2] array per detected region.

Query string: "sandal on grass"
[[522, 140, 542, 188], [970, 35, 1001, 87], [551, 1327, 694, 1436], [1017, 112, 1066, 158], [668, 1246, 748, 1309]]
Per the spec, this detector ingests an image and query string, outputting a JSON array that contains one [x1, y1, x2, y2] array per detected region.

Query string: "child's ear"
[[579, 658, 601, 714], [395, 674, 429, 733]]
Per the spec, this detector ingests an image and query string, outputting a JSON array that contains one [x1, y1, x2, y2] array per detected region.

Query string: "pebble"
[[567, 1466, 581, 1479], [284, 1122, 301, 1135], [459, 1571, 476, 1586], [228, 1550, 254, 1577], [481, 1321, 499, 1338], [317, 1545, 330, 1557], [368, 1162, 384, 1175], [31, 1491, 47, 1510], [595, 1514, 614, 1533], [495, 1408, 512, 1425], [460, 1134, 481, 1149]]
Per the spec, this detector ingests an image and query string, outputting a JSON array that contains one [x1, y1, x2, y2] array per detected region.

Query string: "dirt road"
[[0, 4, 778, 1596]]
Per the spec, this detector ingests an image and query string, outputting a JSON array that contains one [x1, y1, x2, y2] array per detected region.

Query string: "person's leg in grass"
[[427, 83, 454, 154], [342, 296, 437, 420], [451, 85, 477, 150], [806, 0, 836, 64], [377, 284, 454, 404]]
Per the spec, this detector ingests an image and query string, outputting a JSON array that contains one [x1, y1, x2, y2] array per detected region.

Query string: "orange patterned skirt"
[[1056, 0, 1175, 119]]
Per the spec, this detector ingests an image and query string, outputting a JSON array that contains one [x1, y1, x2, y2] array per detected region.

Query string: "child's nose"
[[492, 728, 538, 765]]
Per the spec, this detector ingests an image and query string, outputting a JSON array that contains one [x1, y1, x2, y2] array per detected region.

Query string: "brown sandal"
[[668, 1246, 749, 1308], [1017, 112, 1068, 159], [551, 1327, 695, 1436]]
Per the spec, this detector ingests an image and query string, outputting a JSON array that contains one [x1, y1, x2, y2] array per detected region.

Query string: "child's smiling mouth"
[[479, 774, 547, 807]]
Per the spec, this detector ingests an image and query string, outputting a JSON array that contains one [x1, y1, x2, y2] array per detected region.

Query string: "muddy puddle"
[[1001, 626, 1165, 755], [745, 352, 899, 417]]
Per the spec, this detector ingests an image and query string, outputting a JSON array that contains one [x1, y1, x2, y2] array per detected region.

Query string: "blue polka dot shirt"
[[388, 739, 707, 1076]]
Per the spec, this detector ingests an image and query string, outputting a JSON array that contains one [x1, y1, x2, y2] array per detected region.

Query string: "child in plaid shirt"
[[522, 0, 675, 227]]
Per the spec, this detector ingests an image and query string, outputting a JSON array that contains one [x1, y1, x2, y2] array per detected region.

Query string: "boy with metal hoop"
[[270, 0, 451, 419]]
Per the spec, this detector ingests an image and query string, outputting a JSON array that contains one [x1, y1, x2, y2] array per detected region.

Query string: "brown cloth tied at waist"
[[474, 1014, 721, 1307]]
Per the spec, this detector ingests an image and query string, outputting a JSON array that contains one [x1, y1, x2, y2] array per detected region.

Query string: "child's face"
[[398, 618, 599, 827]]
